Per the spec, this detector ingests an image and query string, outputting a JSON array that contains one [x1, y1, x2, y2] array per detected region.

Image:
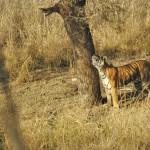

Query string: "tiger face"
[[92, 55, 107, 70]]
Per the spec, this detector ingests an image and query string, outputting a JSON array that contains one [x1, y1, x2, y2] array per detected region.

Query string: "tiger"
[[92, 55, 150, 108]]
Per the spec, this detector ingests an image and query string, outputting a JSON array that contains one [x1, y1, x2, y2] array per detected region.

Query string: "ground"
[[0, 62, 150, 149]]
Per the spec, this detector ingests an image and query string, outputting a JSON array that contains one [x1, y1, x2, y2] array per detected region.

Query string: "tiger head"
[[92, 55, 107, 70]]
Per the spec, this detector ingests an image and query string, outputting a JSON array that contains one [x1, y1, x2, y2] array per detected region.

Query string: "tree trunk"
[[0, 54, 26, 149], [41, 0, 102, 105]]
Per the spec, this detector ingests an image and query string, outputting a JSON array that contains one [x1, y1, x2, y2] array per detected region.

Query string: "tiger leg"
[[105, 90, 112, 107], [111, 87, 119, 108], [148, 83, 150, 99], [148, 91, 150, 100], [134, 80, 142, 93]]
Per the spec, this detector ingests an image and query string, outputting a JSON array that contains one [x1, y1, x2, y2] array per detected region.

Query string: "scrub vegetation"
[[0, 0, 150, 149]]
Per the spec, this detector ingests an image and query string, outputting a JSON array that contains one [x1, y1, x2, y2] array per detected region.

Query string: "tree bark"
[[41, 0, 102, 105]]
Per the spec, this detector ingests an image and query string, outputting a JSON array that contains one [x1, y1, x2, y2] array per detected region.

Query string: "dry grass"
[[0, 0, 150, 80], [0, 0, 150, 149], [0, 70, 150, 150]]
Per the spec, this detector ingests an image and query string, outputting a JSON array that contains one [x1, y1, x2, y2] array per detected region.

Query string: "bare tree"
[[41, 0, 102, 106]]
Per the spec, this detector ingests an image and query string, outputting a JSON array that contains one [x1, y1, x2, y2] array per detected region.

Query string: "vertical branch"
[[0, 54, 26, 149]]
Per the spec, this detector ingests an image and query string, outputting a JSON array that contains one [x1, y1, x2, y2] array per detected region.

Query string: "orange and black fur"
[[92, 55, 150, 108]]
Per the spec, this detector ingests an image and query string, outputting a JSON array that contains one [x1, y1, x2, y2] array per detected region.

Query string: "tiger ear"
[[103, 56, 107, 61]]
